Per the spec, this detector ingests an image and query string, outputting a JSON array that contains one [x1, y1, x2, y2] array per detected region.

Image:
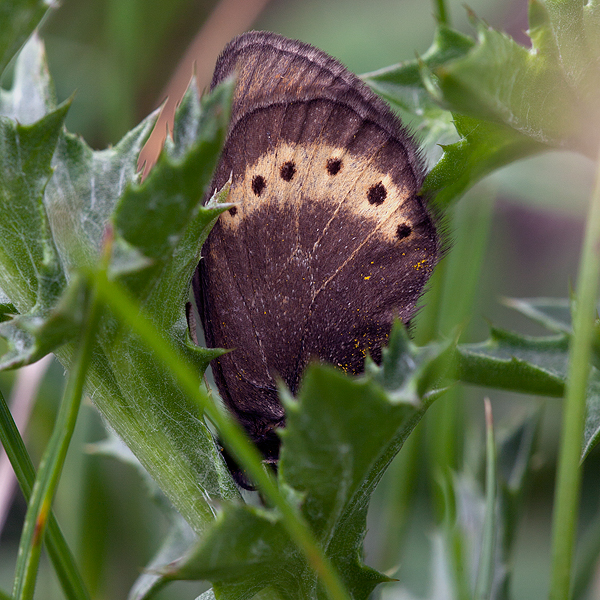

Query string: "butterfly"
[[191, 31, 439, 488]]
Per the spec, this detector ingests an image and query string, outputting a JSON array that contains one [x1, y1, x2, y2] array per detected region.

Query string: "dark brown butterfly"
[[191, 31, 439, 488]]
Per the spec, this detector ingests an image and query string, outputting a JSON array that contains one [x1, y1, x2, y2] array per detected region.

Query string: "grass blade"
[[549, 148, 600, 599], [0, 387, 90, 600], [11, 280, 100, 600], [475, 399, 497, 600]]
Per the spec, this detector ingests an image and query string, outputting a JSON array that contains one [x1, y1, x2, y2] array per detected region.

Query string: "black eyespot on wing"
[[396, 223, 411, 240], [252, 175, 266, 196], [367, 182, 387, 205], [229, 206, 238, 216], [326, 158, 342, 175], [280, 161, 296, 181]]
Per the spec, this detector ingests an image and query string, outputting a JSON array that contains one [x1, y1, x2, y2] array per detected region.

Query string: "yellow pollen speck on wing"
[[364, 275, 371, 280]]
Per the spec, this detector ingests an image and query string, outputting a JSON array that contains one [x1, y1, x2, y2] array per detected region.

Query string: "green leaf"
[[456, 326, 567, 397], [364, 20, 559, 208], [364, 25, 475, 95], [413, 2, 600, 207], [502, 297, 600, 372], [422, 114, 546, 211], [0, 1, 53, 77], [0, 98, 68, 315], [166, 503, 304, 600], [503, 298, 600, 461], [429, 6, 576, 145], [496, 410, 541, 557], [0, 34, 56, 123], [543, 0, 600, 109], [391, 474, 504, 600], [0, 38, 72, 367], [581, 372, 600, 461], [90, 414, 214, 600], [87, 428, 170, 504], [112, 77, 232, 330], [0, 38, 160, 368], [573, 471, 600, 599], [463, 410, 541, 600], [0, 276, 84, 369], [0, 298, 16, 322], [455, 298, 600, 462], [362, 26, 474, 161], [427, 3, 597, 155], [129, 512, 198, 600], [43, 111, 156, 274], [501, 297, 573, 334], [162, 325, 451, 600]]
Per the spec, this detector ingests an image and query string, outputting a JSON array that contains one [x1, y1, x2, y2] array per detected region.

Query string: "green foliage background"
[[1, 1, 600, 600]]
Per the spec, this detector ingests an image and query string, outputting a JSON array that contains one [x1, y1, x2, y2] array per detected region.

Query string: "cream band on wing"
[[218, 141, 415, 245]]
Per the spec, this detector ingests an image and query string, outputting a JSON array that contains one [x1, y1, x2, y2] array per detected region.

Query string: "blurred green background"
[[1, 0, 597, 599]]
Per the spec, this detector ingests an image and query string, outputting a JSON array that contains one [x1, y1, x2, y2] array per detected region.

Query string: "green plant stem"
[[549, 150, 600, 600], [12, 282, 101, 600], [432, 0, 450, 25], [0, 389, 90, 600], [475, 399, 497, 600], [94, 273, 351, 600]]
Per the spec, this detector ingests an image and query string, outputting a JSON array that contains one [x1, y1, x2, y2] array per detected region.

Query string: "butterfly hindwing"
[[194, 31, 439, 487]]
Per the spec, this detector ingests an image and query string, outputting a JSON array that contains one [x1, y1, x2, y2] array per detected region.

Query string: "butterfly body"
[[193, 32, 439, 486]]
